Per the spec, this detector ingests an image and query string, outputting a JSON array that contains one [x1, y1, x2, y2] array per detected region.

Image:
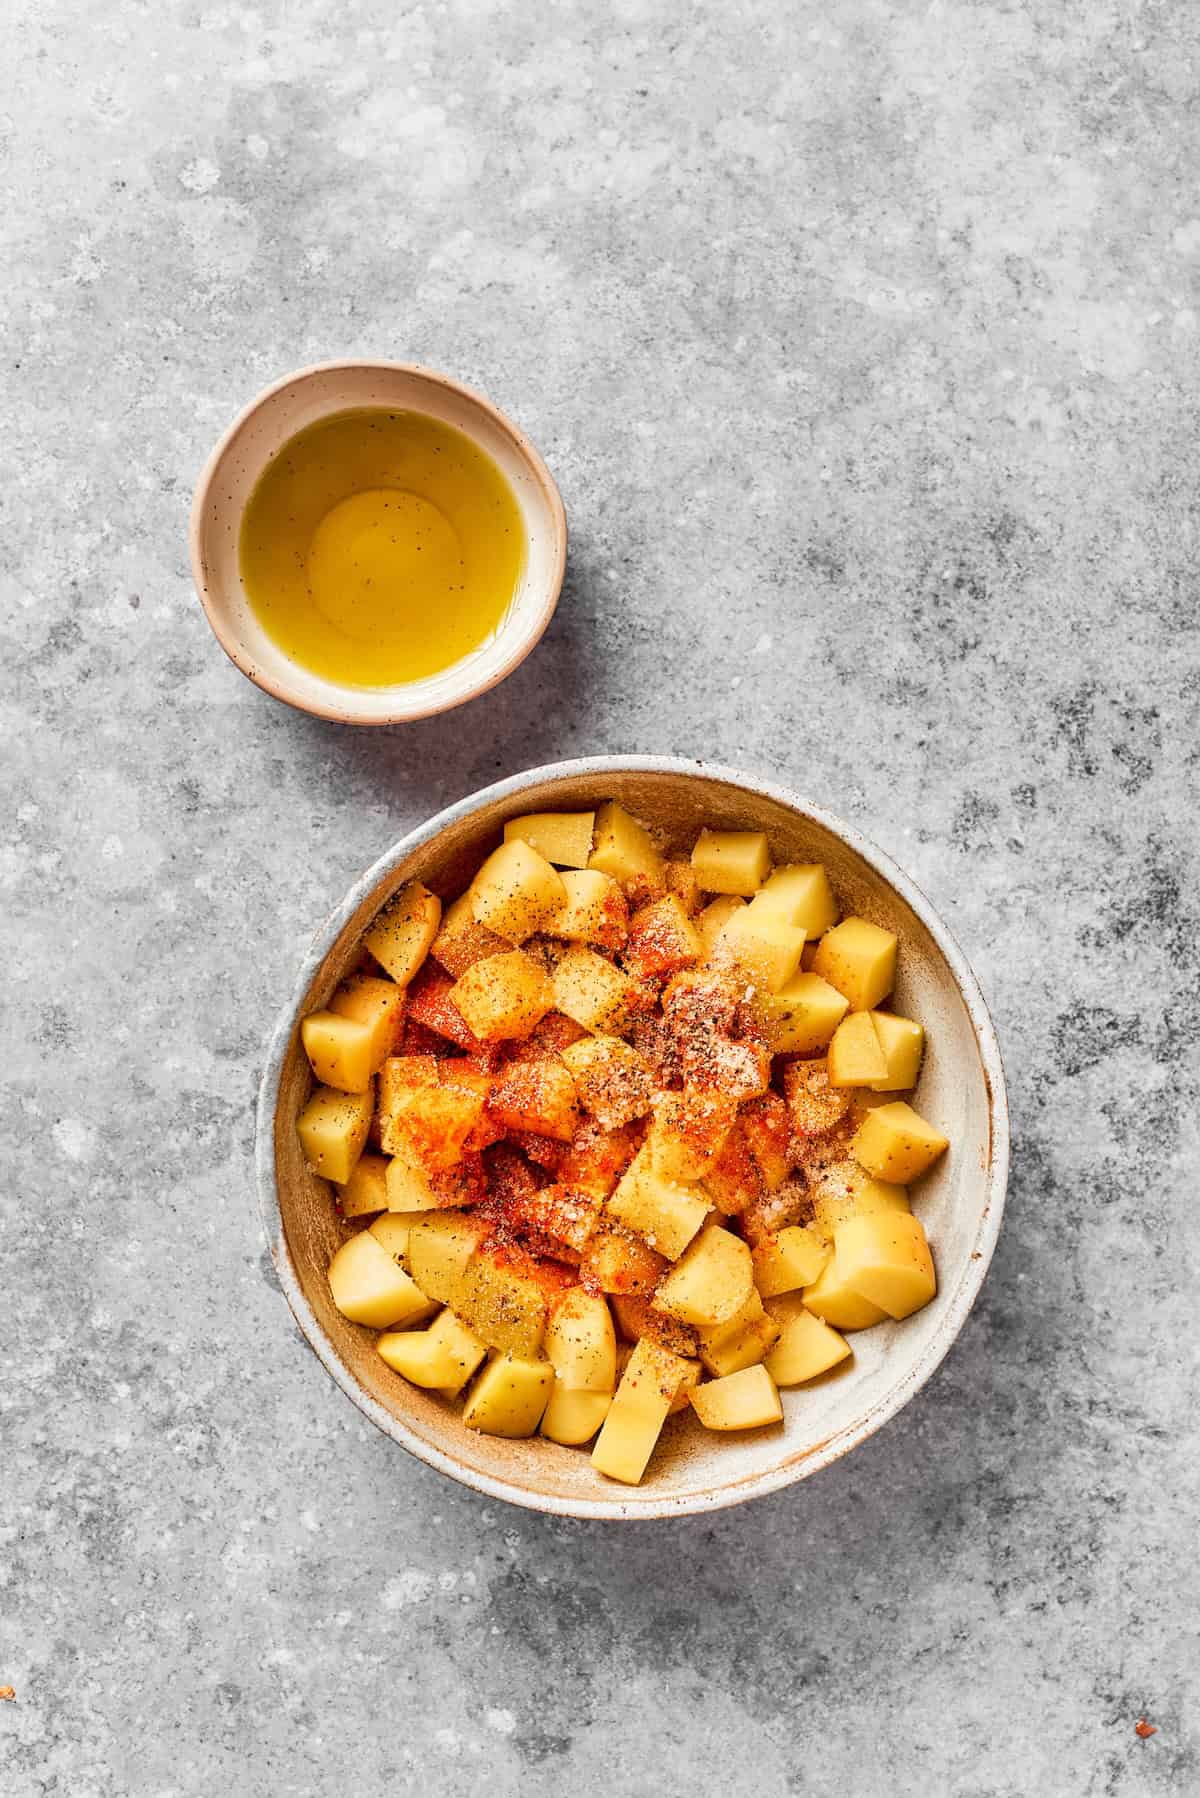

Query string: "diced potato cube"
[[691, 1364, 782, 1431], [665, 859, 702, 916], [852, 1101, 949, 1183], [760, 972, 849, 1053], [740, 1093, 792, 1192], [698, 895, 745, 957], [368, 1211, 417, 1267], [827, 1011, 888, 1087], [578, 1224, 668, 1296], [377, 1307, 487, 1392], [646, 1090, 738, 1182], [487, 1056, 580, 1142], [591, 1338, 690, 1485], [382, 1084, 485, 1169], [363, 882, 442, 985], [540, 1382, 612, 1445], [610, 1293, 699, 1358], [406, 1210, 493, 1308], [456, 1242, 552, 1356], [469, 840, 566, 943], [834, 1211, 937, 1319], [300, 1010, 376, 1094], [653, 1224, 753, 1328], [503, 810, 595, 869], [462, 1353, 555, 1435], [763, 1295, 851, 1385], [783, 1057, 852, 1137], [702, 1121, 763, 1216], [690, 828, 771, 896], [801, 1257, 888, 1331], [588, 801, 665, 888], [666, 1358, 703, 1414], [551, 869, 629, 950], [327, 1230, 433, 1329], [752, 1225, 830, 1297], [384, 1150, 442, 1212], [607, 1148, 709, 1260], [329, 974, 405, 1069], [717, 908, 806, 993], [806, 1164, 910, 1242], [430, 892, 510, 978], [297, 1085, 373, 1184], [450, 950, 553, 1041], [868, 1012, 926, 1092], [811, 917, 898, 1012], [747, 864, 839, 938], [551, 946, 635, 1033], [337, 1151, 390, 1217], [544, 1288, 618, 1392], [561, 1035, 653, 1129], [696, 1288, 781, 1376], [623, 895, 703, 980]]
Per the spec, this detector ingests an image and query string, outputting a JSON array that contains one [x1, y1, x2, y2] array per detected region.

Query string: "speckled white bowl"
[[189, 361, 567, 724], [256, 757, 1008, 1518]]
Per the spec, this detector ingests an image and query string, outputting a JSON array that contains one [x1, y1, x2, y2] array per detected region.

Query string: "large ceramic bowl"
[[256, 758, 1008, 1518]]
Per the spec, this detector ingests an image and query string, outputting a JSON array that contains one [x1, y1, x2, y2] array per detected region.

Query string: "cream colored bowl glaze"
[[256, 758, 1008, 1518], [189, 361, 567, 724]]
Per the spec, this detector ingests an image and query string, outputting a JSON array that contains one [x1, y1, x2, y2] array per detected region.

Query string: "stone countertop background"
[[3, 1, 1198, 1793]]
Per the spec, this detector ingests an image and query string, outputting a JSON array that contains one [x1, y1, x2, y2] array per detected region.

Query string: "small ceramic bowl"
[[256, 758, 1009, 1519], [189, 361, 567, 724]]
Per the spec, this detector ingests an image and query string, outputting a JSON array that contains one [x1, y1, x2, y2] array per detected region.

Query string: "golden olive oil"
[[239, 408, 525, 687]]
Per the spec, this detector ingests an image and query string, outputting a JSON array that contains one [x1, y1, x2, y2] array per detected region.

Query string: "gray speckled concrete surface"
[[3, 1, 1198, 1792]]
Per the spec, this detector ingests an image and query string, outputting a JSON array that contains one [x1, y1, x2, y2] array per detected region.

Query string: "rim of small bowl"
[[188, 360, 568, 725], [255, 755, 1010, 1519]]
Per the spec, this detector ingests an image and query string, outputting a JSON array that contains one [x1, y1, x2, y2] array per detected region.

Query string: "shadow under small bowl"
[[189, 361, 567, 725], [257, 757, 1009, 1519]]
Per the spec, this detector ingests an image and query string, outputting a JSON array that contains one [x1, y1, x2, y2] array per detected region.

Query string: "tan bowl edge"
[[255, 756, 1010, 1519], [188, 360, 568, 725]]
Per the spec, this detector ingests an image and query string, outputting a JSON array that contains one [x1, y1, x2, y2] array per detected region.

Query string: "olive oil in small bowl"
[[190, 363, 566, 724]]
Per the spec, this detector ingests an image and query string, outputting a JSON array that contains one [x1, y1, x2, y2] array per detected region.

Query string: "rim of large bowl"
[[188, 359, 568, 725], [255, 755, 1010, 1519]]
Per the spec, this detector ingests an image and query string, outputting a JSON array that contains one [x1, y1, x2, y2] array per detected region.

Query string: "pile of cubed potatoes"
[[295, 801, 950, 1486]]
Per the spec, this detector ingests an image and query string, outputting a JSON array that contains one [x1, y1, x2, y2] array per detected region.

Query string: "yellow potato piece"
[[666, 1358, 702, 1415], [327, 1231, 435, 1329], [469, 839, 566, 943], [834, 1211, 937, 1319], [406, 1210, 492, 1308], [297, 1084, 373, 1184], [329, 975, 404, 1071], [811, 916, 898, 1012], [368, 1211, 414, 1266], [378, 1307, 487, 1392], [652, 1225, 753, 1328], [338, 1151, 390, 1218], [463, 1354, 555, 1436], [690, 828, 771, 896], [696, 1288, 782, 1376], [806, 1164, 910, 1242], [852, 1101, 949, 1184], [552, 869, 625, 945], [300, 1010, 376, 1094], [801, 1258, 888, 1331], [551, 946, 635, 1032], [591, 1338, 690, 1485], [697, 895, 745, 957], [751, 1225, 830, 1298], [456, 1250, 550, 1357], [868, 1012, 926, 1092], [607, 1148, 709, 1260], [827, 1010, 889, 1086], [747, 863, 839, 937], [763, 1295, 851, 1385], [691, 1364, 782, 1431], [539, 1382, 612, 1445], [363, 882, 442, 986], [384, 1150, 441, 1213], [717, 908, 806, 993], [544, 1288, 618, 1393], [503, 810, 595, 869], [561, 1035, 653, 1128], [450, 950, 553, 1041], [587, 801, 664, 887], [429, 892, 509, 978], [761, 971, 848, 1053]]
